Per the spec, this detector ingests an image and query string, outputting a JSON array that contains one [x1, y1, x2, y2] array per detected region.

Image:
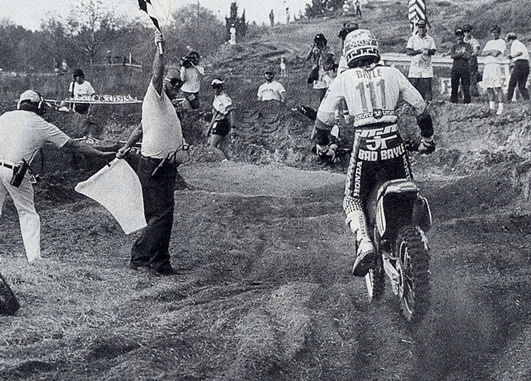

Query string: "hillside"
[[1, 1, 531, 380]]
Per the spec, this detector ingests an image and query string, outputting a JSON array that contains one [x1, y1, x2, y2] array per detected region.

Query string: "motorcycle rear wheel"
[[365, 264, 385, 302], [395, 225, 430, 322]]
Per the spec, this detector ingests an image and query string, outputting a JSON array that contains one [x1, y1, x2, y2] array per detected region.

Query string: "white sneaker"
[[352, 239, 376, 277], [496, 108, 503, 115]]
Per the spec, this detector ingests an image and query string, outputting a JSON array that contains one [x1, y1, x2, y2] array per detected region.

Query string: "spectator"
[[0, 90, 113, 263], [355, 0, 362, 18], [481, 25, 506, 115], [450, 27, 473, 104], [463, 24, 481, 97], [506, 32, 529, 102], [207, 79, 235, 161], [306, 33, 334, 103], [257, 68, 286, 103], [69, 68, 95, 115], [179, 51, 204, 110], [406, 19, 437, 102], [117, 32, 187, 276]]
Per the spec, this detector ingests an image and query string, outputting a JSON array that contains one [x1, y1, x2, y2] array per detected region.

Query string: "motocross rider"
[[313, 29, 435, 277]]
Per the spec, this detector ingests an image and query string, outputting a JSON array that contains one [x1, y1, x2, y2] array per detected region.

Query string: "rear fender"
[[412, 195, 432, 232], [375, 180, 421, 239]]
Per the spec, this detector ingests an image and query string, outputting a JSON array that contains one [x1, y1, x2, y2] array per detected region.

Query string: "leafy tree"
[[225, 2, 248, 41]]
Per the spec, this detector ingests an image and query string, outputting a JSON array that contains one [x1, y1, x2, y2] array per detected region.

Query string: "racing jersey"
[[317, 65, 426, 128]]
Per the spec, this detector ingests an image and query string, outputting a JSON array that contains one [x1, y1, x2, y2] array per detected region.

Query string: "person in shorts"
[[481, 25, 506, 115], [179, 51, 204, 110], [207, 79, 235, 161]]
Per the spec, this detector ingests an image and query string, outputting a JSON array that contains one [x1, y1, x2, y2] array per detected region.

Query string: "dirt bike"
[[0, 272, 20, 316], [363, 142, 432, 323]]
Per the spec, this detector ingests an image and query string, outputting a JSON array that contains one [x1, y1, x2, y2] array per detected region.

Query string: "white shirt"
[[407, 34, 437, 78], [0, 110, 70, 162], [482, 39, 506, 65], [257, 81, 286, 101], [212, 91, 234, 121], [510, 39, 529, 61], [317, 65, 426, 128], [141, 81, 183, 159], [180, 65, 205, 93], [69, 80, 95, 99]]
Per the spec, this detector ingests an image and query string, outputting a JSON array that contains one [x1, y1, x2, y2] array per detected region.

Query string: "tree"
[[225, 2, 248, 41]]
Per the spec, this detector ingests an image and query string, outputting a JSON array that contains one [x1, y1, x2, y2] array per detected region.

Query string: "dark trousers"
[[409, 77, 433, 102], [131, 156, 176, 271], [507, 60, 530, 101], [451, 66, 471, 104], [469, 59, 480, 96]]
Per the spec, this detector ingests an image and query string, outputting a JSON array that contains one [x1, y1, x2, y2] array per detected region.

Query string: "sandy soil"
[[1, 2, 531, 377]]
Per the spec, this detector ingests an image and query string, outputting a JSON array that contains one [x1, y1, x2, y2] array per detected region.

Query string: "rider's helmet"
[[343, 29, 380, 69]]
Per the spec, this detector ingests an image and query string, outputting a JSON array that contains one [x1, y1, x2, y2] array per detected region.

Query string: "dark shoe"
[[153, 263, 176, 276], [129, 261, 150, 271]]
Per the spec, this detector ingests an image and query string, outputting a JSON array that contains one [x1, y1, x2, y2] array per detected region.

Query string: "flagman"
[[117, 31, 187, 276]]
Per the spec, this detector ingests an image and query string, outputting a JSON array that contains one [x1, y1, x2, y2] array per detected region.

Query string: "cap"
[[462, 24, 472, 32], [73, 68, 85, 78], [506, 32, 517, 41], [211, 78, 224, 86], [490, 24, 501, 33], [264, 67, 275, 74], [19, 90, 42, 103], [416, 19, 427, 28], [455, 27, 464, 35]]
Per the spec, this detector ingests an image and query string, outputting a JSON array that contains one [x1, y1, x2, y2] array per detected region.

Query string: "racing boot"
[[347, 211, 376, 277]]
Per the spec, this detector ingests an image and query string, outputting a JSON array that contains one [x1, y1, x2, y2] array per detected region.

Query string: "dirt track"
[[1, 157, 530, 380]]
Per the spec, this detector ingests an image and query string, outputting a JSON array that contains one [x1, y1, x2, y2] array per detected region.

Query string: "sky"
[[1, 0, 311, 31]]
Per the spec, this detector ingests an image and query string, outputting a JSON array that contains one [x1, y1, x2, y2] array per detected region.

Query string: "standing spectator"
[[506, 32, 529, 102], [257, 68, 286, 103], [269, 9, 275, 27], [450, 27, 473, 104], [69, 68, 97, 138], [481, 25, 506, 115], [306, 33, 334, 103], [0, 90, 113, 263], [229, 24, 236, 45], [117, 32, 187, 276], [355, 0, 362, 18], [207, 79, 235, 161], [69, 68, 95, 115], [463, 24, 481, 97], [179, 51, 204, 110], [406, 19, 437, 102]]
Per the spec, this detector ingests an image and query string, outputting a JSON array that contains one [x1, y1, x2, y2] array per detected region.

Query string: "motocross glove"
[[418, 137, 436, 154]]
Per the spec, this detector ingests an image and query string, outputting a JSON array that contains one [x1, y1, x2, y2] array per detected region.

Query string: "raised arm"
[[151, 32, 165, 96]]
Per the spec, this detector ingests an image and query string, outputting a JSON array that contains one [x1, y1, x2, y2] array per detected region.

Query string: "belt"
[[140, 155, 164, 164], [0, 161, 15, 169]]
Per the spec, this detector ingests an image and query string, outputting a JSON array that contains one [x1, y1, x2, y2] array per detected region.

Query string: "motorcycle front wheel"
[[395, 225, 430, 322]]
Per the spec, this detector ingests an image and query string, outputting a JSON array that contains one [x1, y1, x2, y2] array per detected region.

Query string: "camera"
[[180, 57, 193, 68], [10, 161, 28, 188]]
